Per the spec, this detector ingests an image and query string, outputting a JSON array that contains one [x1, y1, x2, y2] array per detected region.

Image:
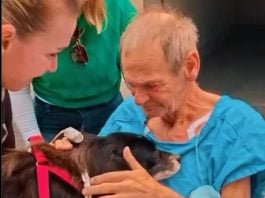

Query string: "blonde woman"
[[2, 0, 80, 149], [10, 0, 137, 142]]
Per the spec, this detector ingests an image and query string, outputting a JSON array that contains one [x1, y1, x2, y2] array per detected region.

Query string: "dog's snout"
[[169, 154, 181, 162]]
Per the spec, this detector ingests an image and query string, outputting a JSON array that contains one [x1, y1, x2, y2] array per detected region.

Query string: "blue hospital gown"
[[99, 95, 265, 197]]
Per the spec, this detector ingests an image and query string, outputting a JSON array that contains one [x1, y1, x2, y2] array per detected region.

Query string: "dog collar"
[[30, 135, 79, 198], [81, 171, 92, 198]]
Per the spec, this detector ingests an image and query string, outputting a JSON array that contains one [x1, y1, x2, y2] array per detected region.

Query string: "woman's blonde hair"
[[82, 0, 106, 34], [2, 0, 81, 37]]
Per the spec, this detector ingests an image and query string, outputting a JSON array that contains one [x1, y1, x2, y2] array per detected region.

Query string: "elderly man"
[[79, 6, 265, 198]]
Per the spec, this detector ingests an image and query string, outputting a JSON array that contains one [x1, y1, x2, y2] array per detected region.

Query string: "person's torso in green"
[[33, 0, 136, 108]]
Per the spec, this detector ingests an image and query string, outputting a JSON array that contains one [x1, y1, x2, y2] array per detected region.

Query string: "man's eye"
[[147, 84, 161, 90]]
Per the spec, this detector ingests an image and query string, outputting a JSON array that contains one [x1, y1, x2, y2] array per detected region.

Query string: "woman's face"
[[2, 11, 77, 91]]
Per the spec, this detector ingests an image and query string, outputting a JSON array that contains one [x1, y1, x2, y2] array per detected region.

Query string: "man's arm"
[[221, 177, 250, 198]]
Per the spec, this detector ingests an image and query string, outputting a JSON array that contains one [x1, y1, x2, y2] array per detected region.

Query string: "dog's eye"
[[112, 149, 122, 157]]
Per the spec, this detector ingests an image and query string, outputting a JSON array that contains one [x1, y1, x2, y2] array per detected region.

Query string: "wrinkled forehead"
[[121, 41, 172, 76], [121, 58, 172, 86]]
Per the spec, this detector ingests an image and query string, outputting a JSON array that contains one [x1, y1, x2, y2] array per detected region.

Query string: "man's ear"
[[2, 24, 16, 53], [184, 49, 200, 81]]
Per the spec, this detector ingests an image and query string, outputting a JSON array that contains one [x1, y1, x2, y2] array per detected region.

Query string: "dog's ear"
[[35, 143, 81, 177], [2, 150, 34, 178]]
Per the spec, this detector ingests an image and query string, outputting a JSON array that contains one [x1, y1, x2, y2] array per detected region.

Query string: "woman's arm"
[[9, 85, 41, 144]]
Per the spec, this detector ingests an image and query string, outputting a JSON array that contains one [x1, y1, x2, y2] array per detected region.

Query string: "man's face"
[[122, 41, 189, 119], [2, 10, 77, 91]]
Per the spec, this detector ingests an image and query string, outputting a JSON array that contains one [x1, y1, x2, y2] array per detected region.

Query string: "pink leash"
[[30, 135, 78, 198]]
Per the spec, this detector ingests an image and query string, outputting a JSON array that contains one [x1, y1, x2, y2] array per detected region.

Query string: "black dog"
[[2, 132, 180, 198]]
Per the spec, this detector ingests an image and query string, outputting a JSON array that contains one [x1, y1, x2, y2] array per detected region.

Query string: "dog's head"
[[76, 132, 180, 180], [2, 132, 180, 198]]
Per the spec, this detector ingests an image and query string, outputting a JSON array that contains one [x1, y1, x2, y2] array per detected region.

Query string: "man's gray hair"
[[121, 5, 198, 73]]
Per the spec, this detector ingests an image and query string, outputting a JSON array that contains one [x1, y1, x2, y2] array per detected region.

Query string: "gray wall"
[[143, 0, 265, 58], [236, 0, 265, 25], [143, 0, 237, 58]]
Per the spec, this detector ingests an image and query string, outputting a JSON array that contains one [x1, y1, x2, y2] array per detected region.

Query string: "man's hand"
[[82, 146, 181, 198]]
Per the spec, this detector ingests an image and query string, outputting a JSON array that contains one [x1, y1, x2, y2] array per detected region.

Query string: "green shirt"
[[33, 0, 136, 108]]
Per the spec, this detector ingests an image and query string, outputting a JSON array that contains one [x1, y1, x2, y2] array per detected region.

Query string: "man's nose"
[[133, 88, 149, 106]]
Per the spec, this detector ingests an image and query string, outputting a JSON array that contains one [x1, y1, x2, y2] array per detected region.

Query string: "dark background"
[[145, 0, 265, 116]]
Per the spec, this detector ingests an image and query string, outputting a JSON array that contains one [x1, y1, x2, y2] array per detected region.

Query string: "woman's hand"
[[49, 137, 73, 150], [50, 127, 84, 150], [82, 146, 181, 198]]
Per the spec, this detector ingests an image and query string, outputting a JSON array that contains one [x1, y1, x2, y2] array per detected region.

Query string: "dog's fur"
[[2, 132, 179, 198]]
